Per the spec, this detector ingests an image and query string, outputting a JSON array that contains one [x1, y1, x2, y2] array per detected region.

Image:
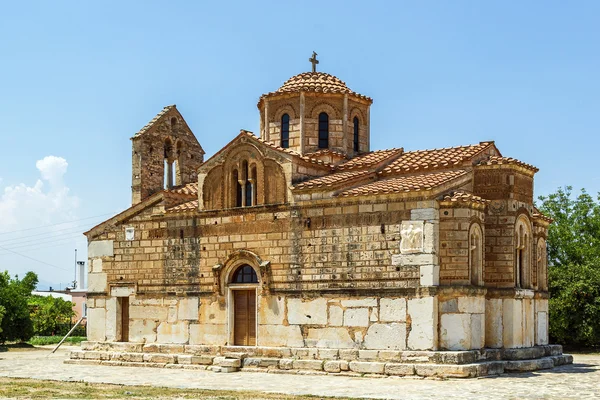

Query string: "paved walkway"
[[0, 346, 599, 399]]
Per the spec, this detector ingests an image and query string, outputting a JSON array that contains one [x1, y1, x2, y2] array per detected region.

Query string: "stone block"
[[258, 295, 285, 325], [306, 327, 355, 348], [157, 321, 189, 344], [328, 305, 343, 326], [110, 286, 135, 297], [339, 349, 358, 360], [189, 324, 227, 346], [86, 308, 106, 341], [407, 297, 438, 350], [536, 312, 548, 345], [358, 350, 379, 360], [287, 298, 327, 325], [88, 240, 114, 258], [423, 221, 439, 254], [128, 319, 157, 343], [384, 363, 415, 376], [485, 298, 503, 348], [392, 254, 438, 267], [279, 359, 294, 370], [343, 308, 369, 327], [419, 264, 439, 286], [105, 297, 119, 341], [379, 298, 406, 322], [440, 313, 471, 350], [363, 323, 407, 350], [318, 349, 339, 359], [440, 299, 458, 313], [458, 297, 485, 314], [324, 360, 341, 373], [88, 273, 107, 293], [199, 300, 227, 325], [143, 354, 175, 364], [292, 359, 323, 371], [214, 357, 241, 368], [257, 325, 304, 347], [470, 314, 484, 349], [129, 305, 168, 321], [411, 208, 438, 221], [503, 299, 523, 348], [340, 298, 377, 308], [349, 361, 385, 374], [178, 297, 199, 321], [504, 358, 554, 372], [91, 259, 102, 273]]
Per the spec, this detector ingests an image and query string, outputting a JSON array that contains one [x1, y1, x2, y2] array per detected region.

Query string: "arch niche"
[[224, 252, 262, 346]]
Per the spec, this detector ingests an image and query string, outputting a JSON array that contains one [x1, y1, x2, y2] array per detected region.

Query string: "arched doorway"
[[230, 264, 258, 346]]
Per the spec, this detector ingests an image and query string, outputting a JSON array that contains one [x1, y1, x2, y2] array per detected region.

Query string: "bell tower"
[[131, 105, 205, 205], [257, 54, 373, 158]]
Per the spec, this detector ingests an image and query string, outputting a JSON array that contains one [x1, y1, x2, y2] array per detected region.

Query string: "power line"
[[0, 237, 84, 256], [0, 220, 104, 244], [0, 229, 88, 248], [0, 233, 86, 253], [0, 212, 115, 236], [0, 244, 70, 271]]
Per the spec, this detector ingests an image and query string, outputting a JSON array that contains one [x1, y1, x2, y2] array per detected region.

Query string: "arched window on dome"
[[281, 114, 290, 149], [353, 116, 359, 152], [318, 112, 329, 149]]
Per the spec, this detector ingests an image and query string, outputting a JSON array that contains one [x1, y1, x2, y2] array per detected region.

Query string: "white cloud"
[[0, 156, 80, 232]]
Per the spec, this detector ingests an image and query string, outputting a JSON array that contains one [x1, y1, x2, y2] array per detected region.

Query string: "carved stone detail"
[[400, 221, 424, 254]]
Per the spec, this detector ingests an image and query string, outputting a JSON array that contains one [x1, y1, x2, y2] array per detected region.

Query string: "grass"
[[27, 336, 87, 346], [0, 377, 362, 400]]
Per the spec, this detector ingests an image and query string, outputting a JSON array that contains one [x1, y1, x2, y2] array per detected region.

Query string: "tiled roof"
[[133, 105, 175, 138], [338, 170, 469, 197], [440, 191, 489, 206], [533, 206, 553, 223], [166, 200, 198, 213], [380, 142, 495, 175], [478, 156, 539, 172], [304, 149, 349, 160], [259, 72, 372, 103], [336, 148, 403, 171], [168, 182, 198, 196], [294, 170, 372, 191]]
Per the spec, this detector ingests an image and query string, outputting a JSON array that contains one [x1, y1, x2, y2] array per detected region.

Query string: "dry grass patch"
[[0, 377, 363, 400]]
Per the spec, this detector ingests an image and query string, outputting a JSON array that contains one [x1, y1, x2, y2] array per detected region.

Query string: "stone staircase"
[[66, 342, 573, 378]]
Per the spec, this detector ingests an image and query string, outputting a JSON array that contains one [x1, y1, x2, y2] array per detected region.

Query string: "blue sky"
[[0, 1, 598, 288]]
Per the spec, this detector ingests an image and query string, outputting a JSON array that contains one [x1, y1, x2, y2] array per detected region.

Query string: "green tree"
[[29, 295, 75, 336], [538, 186, 600, 346], [0, 305, 5, 334], [0, 271, 38, 343]]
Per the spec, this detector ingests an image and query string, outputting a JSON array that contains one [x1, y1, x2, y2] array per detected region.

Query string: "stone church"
[[71, 58, 571, 377]]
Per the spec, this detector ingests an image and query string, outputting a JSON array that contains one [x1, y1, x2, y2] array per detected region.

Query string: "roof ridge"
[[132, 105, 177, 138]]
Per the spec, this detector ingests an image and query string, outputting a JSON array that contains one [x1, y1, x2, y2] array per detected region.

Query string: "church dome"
[[258, 72, 372, 105], [278, 72, 352, 94]]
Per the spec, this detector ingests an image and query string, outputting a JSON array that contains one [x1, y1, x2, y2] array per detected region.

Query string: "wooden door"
[[234, 290, 256, 346], [120, 297, 129, 342]]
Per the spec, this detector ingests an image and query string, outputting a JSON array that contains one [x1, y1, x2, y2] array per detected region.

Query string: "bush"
[[29, 295, 75, 336], [0, 271, 38, 343], [538, 187, 600, 347]]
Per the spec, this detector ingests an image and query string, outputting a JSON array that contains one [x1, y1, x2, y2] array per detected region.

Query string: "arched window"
[[163, 138, 174, 189], [171, 117, 177, 127], [469, 223, 483, 286], [232, 265, 258, 284], [251, 166, 257, 206], [281, 114, 290, 149], [515, 217, 531, 288], [233, 170, 242, 207], [318, 112, 329, 149], [537, 238, 547, 291], [353, 116, 359, 152]]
